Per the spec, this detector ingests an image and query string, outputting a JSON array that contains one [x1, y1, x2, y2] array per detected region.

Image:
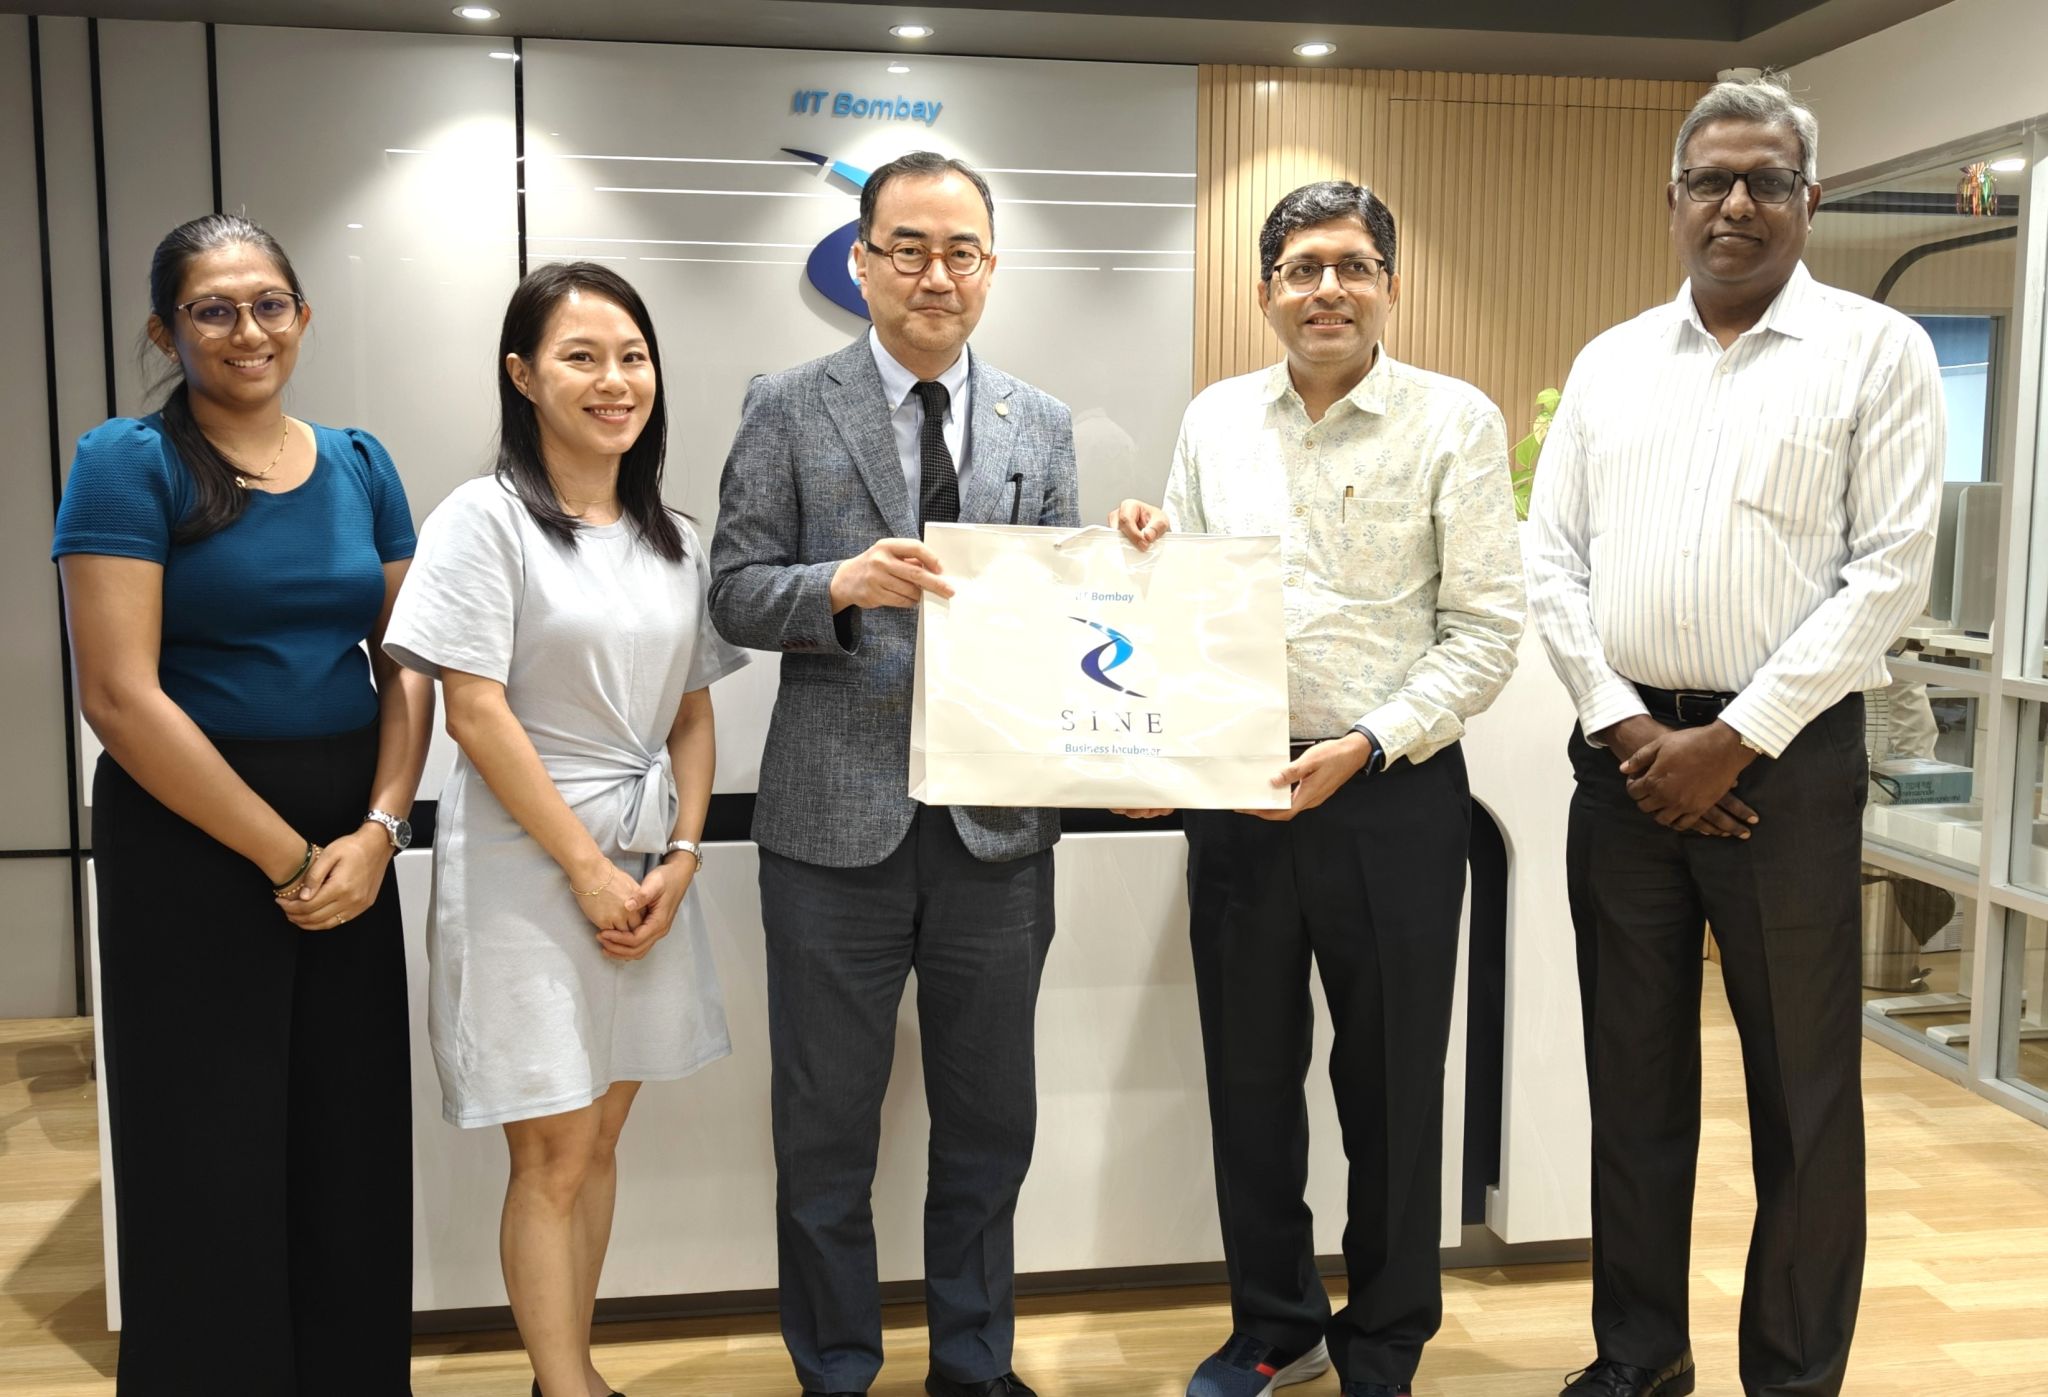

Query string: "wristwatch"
[[665, 839, 704, 870], [365, 809, 413, 850]]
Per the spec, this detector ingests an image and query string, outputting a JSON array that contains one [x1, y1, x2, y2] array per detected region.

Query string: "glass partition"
[[1807, 144, 2024, 673]]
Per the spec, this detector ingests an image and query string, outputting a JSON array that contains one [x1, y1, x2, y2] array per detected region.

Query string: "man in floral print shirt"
[[1111, 180, 1525, 1397]]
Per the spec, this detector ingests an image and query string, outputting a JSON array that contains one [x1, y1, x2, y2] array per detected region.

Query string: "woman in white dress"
[[384, 262, 746, 1397]]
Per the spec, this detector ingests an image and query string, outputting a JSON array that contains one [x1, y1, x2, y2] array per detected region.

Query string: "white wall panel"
[[0, 17, 71, 863], [97, 18, 213, 417], [214, 25, 519, 526]]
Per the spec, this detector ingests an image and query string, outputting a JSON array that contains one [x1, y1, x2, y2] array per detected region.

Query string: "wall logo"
[[790, 89, 944, 126], [785, 147, 872, 321], [1071, 618, 1147, 698]]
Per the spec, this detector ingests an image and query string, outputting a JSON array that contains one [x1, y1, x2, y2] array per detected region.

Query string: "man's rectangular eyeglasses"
[[175, 291, 305, 338], [1679, 166, 1806, 205], [1271, 256, 1388, 291], [864, 241, 989, 278]]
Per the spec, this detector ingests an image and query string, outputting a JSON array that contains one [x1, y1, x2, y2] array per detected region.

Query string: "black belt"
[[1634, 684, 1737, 727]]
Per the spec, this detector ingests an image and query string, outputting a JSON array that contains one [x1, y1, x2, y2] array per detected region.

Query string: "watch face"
[[393, 819, 413, 850]]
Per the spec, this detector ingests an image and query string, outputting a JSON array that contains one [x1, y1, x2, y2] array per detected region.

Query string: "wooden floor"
[[6, 966, 2048, 1395]]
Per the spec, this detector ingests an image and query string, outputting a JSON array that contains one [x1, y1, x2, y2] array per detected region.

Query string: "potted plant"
[[1510, 387, 1560, 521]]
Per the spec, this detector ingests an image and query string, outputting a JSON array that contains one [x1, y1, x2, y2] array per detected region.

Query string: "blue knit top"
[[52, 414, 417, 740]]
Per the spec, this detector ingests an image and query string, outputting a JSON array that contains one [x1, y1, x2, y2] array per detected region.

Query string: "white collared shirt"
[[1164, 348, 1526, 763], [869, 328, 971, 507], [1525, 262, 1945, 757]]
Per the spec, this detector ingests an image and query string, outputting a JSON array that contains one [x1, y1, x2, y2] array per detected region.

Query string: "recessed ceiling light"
[[346, 222, 364, 229], [1293, 41, 1336, 58], [452, 5, 498, 18], [1990, 156, 2026, 173], [888, 62, 910, 74], [890, 24, 934, 39], [488, 50, 518, 60]]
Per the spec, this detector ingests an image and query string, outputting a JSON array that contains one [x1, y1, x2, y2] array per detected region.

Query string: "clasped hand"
[[1604, 716, 1760, 837], [570, 856, 694, 962], [279, 826, 392, 931]]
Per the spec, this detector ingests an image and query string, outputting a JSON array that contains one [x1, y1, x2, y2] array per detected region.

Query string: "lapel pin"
[[995, 402, 1009, 418]]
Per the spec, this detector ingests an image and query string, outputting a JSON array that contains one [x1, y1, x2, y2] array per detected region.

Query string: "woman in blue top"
[[52, 214, 433, 1393]]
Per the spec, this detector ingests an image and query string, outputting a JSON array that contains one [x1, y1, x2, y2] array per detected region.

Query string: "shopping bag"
[[909, 523, 1289, 809]]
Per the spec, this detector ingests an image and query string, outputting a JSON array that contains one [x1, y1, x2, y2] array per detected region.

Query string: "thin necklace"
[[232, 417, 292, 489], [552, 474, 618, 519]]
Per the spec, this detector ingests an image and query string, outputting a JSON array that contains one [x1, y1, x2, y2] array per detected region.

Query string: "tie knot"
[[912, 379, 950, 415]]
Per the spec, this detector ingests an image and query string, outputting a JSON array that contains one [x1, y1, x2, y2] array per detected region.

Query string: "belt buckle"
[[1673, 691, 1720, 725]]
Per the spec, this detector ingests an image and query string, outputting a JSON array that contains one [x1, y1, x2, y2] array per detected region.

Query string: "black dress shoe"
[[800, 1391, 865, 1396], [925, 1371, 1038, 1397], [1560, 1350, 1695, 1397]]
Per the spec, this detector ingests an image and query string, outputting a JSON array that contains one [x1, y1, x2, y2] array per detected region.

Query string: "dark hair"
[[858, 151, 996, 244], [494, 261, 683, 562], [1258, 181, 1398, 282], [146, 214, 306, 544]]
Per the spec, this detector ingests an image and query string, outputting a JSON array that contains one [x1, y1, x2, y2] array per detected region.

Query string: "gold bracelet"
[[271, 843, 322, 900], [573, 869, 613, 898]]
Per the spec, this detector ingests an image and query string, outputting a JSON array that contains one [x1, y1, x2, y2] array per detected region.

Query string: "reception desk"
[[88, 626, 1589, 1322]]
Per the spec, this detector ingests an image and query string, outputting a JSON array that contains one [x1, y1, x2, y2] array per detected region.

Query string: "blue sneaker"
[[1187, 1333, 1332, 1397]]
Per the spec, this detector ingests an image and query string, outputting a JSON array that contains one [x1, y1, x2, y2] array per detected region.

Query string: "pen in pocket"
[[1343, 484, 1354, 519]]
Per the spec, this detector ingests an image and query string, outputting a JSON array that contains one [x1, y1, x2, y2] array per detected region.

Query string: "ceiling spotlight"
[[346, 222, 364, 229], [1990, 156, 2026, 173], [488, 50, 519, 60], [890, 24, 934, 39], [888, 62, 910, 73], [452, 5, 499, 18], [1293, 41, 1336, 58]]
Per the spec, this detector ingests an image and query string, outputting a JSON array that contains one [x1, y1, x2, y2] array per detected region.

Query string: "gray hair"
[[1671, 76, 1819, 183]]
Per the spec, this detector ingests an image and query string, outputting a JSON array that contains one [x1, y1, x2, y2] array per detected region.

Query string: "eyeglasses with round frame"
[[174, 290, 306, 339], [1678, 166, 1806, 205], [1270, 256, 1389, 292], [863, 240, 991, 279]]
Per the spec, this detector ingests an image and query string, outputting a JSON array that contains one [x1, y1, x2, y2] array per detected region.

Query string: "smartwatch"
[[1351, 725, 1388, 776]]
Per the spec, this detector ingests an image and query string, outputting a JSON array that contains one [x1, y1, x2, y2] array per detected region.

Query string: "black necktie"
[[912, 379, 959, 529]]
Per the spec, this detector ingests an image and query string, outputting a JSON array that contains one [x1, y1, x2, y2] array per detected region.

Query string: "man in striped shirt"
[[1526, 79, 1944, 1397]]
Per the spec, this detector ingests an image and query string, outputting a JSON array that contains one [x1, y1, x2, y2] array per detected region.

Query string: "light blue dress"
[[385, 477, 748, 1127]]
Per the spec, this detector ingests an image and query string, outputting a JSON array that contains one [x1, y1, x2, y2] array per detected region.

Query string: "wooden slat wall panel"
[[1195, 66, 1709, 435]]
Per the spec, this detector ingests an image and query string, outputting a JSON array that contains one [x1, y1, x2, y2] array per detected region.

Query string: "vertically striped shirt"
[[1526, 262, 1944, 757]]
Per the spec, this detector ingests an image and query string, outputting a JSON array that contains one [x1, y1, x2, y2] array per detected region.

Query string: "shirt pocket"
[[1733, 413, 1853, 533], [1311, 493, 1436, 603]]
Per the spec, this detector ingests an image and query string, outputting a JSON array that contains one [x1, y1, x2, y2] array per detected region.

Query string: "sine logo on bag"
[[1070, 617, 1147, 698], [1062, 616, 1164, 750]]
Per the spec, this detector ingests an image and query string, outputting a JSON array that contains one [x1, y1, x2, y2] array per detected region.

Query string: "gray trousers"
[[760, 809, 1055, 1394]]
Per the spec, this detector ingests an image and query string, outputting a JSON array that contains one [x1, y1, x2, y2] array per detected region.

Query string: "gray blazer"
[[709, 337, 1082, 868]]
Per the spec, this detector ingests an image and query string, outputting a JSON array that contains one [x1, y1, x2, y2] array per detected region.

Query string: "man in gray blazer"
[[710, 151, 1079, 1397]]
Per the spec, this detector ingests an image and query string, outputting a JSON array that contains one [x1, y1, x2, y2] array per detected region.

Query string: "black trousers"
[[1566, 697, 1867, 1397], [1183, 744, 1470, 1389], [94, 724, 412, 1395], [758, 809, 1055, 1394]]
